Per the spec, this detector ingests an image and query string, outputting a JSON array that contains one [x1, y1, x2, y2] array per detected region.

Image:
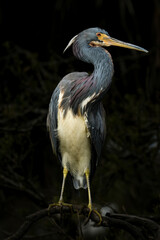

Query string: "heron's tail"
[[73, 176, 87, 189]]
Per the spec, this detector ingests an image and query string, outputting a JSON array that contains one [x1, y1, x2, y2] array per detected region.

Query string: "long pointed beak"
[[97, 34, 148, 53]]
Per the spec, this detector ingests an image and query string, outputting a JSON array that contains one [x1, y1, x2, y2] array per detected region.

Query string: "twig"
[[0, 174, 47, 208]]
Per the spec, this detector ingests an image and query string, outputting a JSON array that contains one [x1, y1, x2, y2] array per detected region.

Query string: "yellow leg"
[[85, 168, 102, 225], [85, 169, 92, 210], [59, 167, 68, 203], [48, 167, 72, 213]]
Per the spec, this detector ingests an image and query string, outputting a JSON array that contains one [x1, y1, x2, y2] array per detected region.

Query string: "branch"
[[108, 213, 160, 239], [4, 204, 160, 240]]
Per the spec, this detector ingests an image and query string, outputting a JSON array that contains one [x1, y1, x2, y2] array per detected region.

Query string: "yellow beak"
[[96, 33, 148, 53]]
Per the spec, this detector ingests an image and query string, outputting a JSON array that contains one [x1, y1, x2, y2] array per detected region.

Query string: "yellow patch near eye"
[[96, 33, 110, 42]]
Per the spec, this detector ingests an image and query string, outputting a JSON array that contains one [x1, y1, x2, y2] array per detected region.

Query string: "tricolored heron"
[[47, 27, 148, 213]]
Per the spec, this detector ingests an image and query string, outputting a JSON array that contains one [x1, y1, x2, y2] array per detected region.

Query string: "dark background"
[[0, 0, 160, 239]]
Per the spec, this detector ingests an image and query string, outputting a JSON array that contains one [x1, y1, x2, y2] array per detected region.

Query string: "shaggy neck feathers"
[[60, 37, 114, 115]]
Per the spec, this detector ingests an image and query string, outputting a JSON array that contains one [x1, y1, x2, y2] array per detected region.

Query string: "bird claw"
[[48, 201, 73, 216], [92, 209, 102, 225], [84, 206, 102, 226]]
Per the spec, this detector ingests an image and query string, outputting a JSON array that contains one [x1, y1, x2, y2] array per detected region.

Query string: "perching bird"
[[47, 27, 148, 211]]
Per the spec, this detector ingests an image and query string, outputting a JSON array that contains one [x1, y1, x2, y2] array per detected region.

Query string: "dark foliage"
[[0, 0, 160, 239]]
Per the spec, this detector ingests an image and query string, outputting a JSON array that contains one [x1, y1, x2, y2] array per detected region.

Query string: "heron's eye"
[[96, 33, 101, 37]]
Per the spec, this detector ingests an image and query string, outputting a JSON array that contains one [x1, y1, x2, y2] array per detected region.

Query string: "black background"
[[0, 1, 160, 239]]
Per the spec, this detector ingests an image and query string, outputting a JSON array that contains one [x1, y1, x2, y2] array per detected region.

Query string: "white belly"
[[57, 107, 91, 179]]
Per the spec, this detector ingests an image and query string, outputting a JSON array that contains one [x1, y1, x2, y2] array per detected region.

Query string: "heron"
[[47, 27, 148, 216]]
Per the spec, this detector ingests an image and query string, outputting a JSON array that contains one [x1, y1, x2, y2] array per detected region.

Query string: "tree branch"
[[108, 213, 160, 239], [4, 204, 160, 240]]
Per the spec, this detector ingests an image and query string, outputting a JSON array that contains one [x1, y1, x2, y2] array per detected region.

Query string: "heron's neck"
[[62, 42, 114, 115], [73, 42, 114, 98], [91, 49, 114, 93]]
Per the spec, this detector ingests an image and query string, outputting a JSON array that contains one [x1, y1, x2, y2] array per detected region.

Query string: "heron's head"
[[64, 27, 148, 53]]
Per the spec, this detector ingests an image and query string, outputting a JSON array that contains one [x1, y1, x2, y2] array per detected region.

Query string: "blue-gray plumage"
[[47, 27, 148, 209]]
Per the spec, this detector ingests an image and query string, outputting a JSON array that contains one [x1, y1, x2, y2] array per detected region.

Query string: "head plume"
[[63, 34, 78, 53]]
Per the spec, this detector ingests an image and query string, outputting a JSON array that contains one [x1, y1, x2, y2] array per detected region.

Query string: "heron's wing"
[[47, 72, 88, 162], [47, 86, 61, 161], [62, 72, 89, 82], [87, 103, 106, 177]]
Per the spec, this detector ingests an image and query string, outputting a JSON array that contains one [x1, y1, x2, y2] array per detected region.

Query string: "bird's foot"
[[48, 201, 72, 216], [58, 200, 73, 209], [84, 204, 102, 225]]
